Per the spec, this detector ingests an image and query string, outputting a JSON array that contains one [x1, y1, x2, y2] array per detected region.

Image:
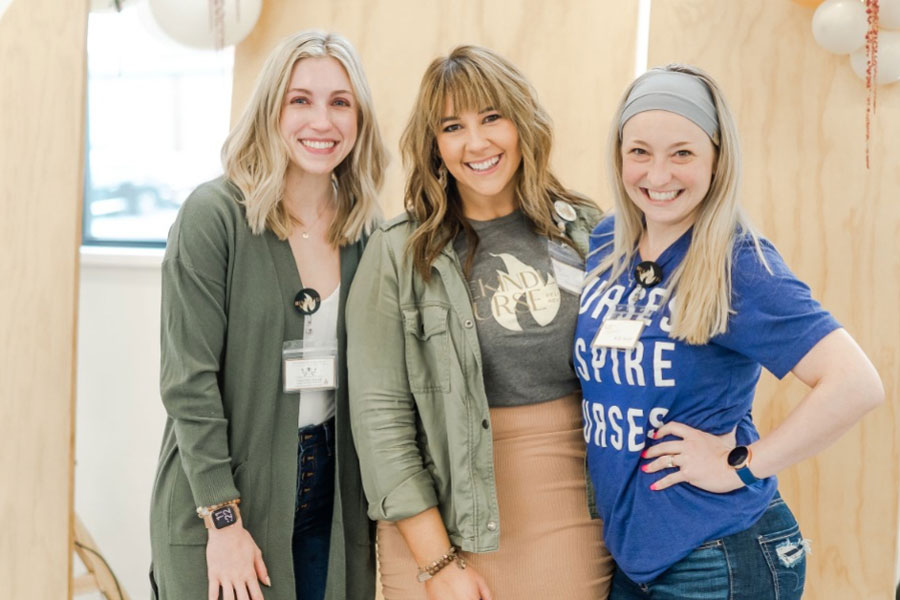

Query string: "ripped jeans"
[[611, 492, 807, 600]]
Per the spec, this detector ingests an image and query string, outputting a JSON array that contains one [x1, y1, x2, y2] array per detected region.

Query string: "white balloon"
[[90, 0, 140, 13], [135, 0, 172, 44], [148, 0, 262, 50], [849, 30, 900, 84], [880, 0, 900, 30], [812, 0, 868, 54], [0, 0, 11, 25], [89, 0, 112, 12]]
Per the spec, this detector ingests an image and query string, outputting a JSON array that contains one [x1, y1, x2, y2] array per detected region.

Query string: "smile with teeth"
[[301, 139, 337, 150], [644, 188, 682, 201], [466, 154, 501, 172]]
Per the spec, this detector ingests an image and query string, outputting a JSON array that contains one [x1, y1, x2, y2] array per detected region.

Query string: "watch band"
[[196, 498, 242, 529], [727, 446, 760, 486], [735, 464, 760, 485]]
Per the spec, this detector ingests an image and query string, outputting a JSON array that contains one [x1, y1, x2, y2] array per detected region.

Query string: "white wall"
[[75, 249, 165, 599]]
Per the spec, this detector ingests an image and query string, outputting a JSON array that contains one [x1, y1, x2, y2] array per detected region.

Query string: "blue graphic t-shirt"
[[574, 216, 840, 583]]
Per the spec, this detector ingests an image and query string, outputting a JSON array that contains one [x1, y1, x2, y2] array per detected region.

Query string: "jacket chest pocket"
[[402, 304, 451, 393]]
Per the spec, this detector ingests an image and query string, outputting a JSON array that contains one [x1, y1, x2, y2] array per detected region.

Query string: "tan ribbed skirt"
[[377, 393, 613, 600]]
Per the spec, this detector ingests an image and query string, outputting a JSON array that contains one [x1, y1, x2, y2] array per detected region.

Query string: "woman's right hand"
[[206, 521, 270, 600], [395, 507, 492, 600], [425, 562, 493, 600]]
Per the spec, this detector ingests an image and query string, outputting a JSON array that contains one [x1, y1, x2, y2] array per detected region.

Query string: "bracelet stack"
[[196, 497, 241, 518], [196, 498, 242, 529], [416, 545, 467, 583]]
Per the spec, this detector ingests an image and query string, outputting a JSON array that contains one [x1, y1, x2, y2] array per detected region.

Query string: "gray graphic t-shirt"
[[453, 210, 581, 407]]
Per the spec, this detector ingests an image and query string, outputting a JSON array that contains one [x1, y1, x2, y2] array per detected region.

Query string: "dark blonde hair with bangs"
[[401, 45, 590, 279]]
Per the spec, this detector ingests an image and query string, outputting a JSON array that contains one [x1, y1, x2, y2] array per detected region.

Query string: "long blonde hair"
[[589, 64, 766, 344], [222, 30, 387, 246], [401, 45, 591, 279]]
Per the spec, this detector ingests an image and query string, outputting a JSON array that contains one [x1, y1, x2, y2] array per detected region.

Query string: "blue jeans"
[[610, 493, 807, 600], [292, 418, 335, 600]]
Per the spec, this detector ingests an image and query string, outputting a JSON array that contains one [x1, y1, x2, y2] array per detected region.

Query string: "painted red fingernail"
[[648, 430, 656, 439], [650, 483, 657, 491], [641, 465, 648, 473], [641, 450, 647, 458]]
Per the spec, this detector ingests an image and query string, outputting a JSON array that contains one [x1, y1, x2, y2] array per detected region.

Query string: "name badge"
[[283, 341, 338, 392], [548, 240, 585, 296], [552, 259, 585, 295], [591, 319, 645, 349]]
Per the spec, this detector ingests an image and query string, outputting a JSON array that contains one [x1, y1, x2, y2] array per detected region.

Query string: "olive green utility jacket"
[[150, 178, 374, 600], [346, 203, 601, 553]]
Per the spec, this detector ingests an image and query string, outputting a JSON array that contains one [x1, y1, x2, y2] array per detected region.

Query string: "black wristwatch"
[[727, 446, 760, 486], [197, 499, 242, 529]]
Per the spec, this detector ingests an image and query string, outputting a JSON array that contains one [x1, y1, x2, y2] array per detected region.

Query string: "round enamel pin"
[[634, 261, 663, 288], [293, 288, 321, 315], [553, 200, 577, 223]]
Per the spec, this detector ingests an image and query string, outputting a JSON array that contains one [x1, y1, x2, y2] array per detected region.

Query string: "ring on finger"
[[667, 455, 675, 469]]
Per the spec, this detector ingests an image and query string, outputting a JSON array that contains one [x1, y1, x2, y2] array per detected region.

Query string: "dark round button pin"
[[634, 261, 663, 288], [293, 287, 321, 315]]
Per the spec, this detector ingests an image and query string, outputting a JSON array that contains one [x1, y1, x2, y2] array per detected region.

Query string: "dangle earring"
[[437, 163, 449, 190]]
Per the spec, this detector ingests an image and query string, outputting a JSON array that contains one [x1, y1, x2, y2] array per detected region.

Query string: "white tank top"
[[297, 284, 339, 427]]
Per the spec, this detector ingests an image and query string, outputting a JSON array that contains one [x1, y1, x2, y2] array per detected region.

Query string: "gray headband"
[[618, 70, 719, 141]]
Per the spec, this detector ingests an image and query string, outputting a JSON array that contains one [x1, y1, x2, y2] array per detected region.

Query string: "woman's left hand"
[[642, 421, 743, 493]]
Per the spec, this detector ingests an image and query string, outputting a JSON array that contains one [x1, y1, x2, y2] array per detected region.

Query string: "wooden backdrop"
[[233, 1, 899, 598], [0, 0, 88, 598], [648, 2, 899, 598]]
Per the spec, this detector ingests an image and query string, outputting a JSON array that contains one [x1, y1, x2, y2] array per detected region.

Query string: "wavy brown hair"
[[401, 45, 591, 279]]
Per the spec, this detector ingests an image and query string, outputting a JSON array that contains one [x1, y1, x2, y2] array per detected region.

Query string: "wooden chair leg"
[[73, 514, 130, 600]]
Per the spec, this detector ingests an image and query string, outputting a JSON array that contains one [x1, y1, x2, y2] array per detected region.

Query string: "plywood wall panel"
[[648, 2, 899, 598], [0, 0, 87, 597], [233, 0, 640, 217]]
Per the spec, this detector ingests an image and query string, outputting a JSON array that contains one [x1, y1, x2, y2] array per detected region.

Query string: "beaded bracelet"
[[195, 497, 241, 518], [196, 498, 242, 530], [416, 545, 467, 583]]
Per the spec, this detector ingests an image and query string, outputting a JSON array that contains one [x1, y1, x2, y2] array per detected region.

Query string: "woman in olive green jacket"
[[347, 46, 613, 600], [150, 31, 386, 600]]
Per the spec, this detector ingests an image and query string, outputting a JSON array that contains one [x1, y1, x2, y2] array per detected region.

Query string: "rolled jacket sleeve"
[[346, 229, 439, 521], [160, 190, 240, 508]]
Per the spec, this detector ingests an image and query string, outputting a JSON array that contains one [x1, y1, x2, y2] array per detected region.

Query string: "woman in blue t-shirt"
[[574, 64, 884, 599]]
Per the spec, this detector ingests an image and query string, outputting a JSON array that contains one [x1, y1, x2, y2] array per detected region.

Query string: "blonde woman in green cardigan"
[[149, 31, 386, 600]]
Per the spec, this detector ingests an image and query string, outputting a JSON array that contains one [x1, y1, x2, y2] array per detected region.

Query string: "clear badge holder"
[[591, 303, 647, 349], [548, 239, 586, 295], [282, 340, 338, 393]]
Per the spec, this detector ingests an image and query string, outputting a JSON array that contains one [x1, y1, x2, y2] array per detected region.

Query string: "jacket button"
[[482, 419, 489, 429], [464, 319, 474, 328], [486, 521, 497, 531]]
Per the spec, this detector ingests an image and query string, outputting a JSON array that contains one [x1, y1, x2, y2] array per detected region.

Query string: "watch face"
[[727, 446, 750, 468], [211, 505, 238, 529]]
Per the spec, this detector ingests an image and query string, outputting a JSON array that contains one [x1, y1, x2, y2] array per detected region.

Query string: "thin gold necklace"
[[291, 187, 336, 240], [298, 206, 327, 239]]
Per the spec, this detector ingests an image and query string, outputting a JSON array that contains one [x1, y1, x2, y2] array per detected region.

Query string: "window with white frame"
[[83, 1, 233, 247]]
